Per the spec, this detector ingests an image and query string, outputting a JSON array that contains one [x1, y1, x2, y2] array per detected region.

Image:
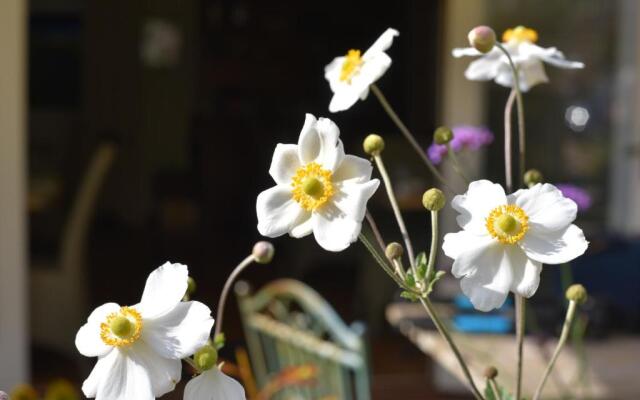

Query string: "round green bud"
[[468, 26, 497, 54], [433, 126, 453, 145], [194, 344, 218, 371], [385, 242, 404, 260], [186, 276, 197, 296], [483, 366, 498, 379], [422, 188, 446, 211], [363, 134, 385, 156], [10, 385, 38, 400], [566, 284, 588, 305], [524, 169, 543, 188], [44, 379, 78, 400], [252, 241, 275, 264]]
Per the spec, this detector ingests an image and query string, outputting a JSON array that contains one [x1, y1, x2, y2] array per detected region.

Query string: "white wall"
[[0, 0, 28, 389]]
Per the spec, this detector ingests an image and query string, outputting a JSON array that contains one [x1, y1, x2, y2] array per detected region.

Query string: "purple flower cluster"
[[556, 183, 592, 212], [427, 125, 494, 164]]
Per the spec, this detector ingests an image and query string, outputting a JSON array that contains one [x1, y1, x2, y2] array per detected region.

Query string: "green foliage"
[[484, 381, 515, 400], [415, 252, 427, 280], [213, 332, 226, 350]]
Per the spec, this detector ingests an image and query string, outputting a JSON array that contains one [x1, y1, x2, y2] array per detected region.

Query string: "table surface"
[[386, 302, 640, 399]]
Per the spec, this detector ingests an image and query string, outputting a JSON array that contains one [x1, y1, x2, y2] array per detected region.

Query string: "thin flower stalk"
[[214, 255, 255, 338], [532, 300, 578, 400], [419, 297, 484, 400], [424, 210, 439, 284], [446, 143, 471, 184], [488, 377, 503, 400], [359, 233, 410, 289], [370, 83, 453, 192], [373, 153, 416, 272], [366, 210, 387, 253]]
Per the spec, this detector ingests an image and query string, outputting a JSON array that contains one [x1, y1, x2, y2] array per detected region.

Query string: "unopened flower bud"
[[422, 188, 446, 211], [433, 126, 453, 145], [252, 241, 274, 264], [363, 134, 385, 156], [468, 26, 496, 54], [385, 242, 404, 260], [11, 384, 38, 400], [524, 169, 543, 188], [194, 344, 218, 371], [44, 379, 78, 400], [484, 366, 498, 379], [566, 284, 588, 305], [186, 276, 197, 296]]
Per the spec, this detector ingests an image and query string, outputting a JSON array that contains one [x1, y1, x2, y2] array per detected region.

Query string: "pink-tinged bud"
[[252, 241, 275, 264], [468, 26, 496, 54]]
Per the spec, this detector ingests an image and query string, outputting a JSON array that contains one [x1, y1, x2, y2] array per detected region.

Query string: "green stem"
[[365, 210, 387, 254], [358, 233, 408, 289], [446, 143, 470, 184], [489, 378, 503, 400], [496, 43, 526, 187], [214, 254, 255, 338], [515, 295, 526, 400], [392, 258, 407, 281], [419, 297, 484, 400], [373, 154, 417, 272], [425, 210, 439, 284], [503, 89, 516, 192], [532, 301, 578, 400], [370, 83, 454, 193]]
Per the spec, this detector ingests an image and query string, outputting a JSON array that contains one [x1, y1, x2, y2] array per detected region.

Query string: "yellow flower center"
[[340, 49, 363, 82], [485, 204, 529, 244], [291, 162, 334, 211], [100, 306, 143, 347], [502, 26, 538, 44]]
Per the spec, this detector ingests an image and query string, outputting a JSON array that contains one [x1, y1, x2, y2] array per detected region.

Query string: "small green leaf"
[[405, 272, 416, 287], [213, 333, 226, 350], [400, 291, 419, 302], [415, 252, 427, 279]]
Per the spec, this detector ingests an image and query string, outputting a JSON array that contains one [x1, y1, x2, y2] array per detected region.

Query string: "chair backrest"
[[235, 279, 371, 400]]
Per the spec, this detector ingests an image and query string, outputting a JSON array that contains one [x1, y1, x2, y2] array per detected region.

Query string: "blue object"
[[453, 314, 512, 333]]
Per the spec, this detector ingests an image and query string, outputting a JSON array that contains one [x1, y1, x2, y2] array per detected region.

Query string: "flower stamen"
[[340, 49, 363, 82], [100, 306, 143, 347], [291, 162, 334, 211], [502, 26, 538, 44], [486, 204, 529, 244]]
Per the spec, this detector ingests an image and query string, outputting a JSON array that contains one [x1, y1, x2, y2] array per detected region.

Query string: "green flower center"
[[110, 315, 135, 339], [302, 176, 325, 199], [496, 214, 518, 235]]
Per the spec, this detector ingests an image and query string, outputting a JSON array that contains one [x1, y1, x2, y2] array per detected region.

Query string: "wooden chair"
[[235, 279, 371, 400]]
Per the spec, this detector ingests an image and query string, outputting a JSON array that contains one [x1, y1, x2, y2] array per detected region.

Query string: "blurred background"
[[1, 0, 640, 398]]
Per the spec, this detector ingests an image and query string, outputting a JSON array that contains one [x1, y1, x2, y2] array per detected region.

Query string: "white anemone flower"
[[325, 28, 399, 112], [184, 367, 246, 400], [257, 113, 380, 251], [75, 262, 214, 400], [443, 180, 589, 311], [453, 26, 584, 92]]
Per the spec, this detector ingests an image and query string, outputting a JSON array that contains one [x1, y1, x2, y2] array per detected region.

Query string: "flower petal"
[[128, 342, 181, 397], [76, 302, 120, 357], [463, 49, 503, 81], [137, 262, 188, 319], [290, 213, 313, 238], [311, 207, 362, 252], [510, 253, 542, 298], [494, 58, 548, 92], [521, 43, 584, 69], [142, 300, 213, 359], [269, 144, 300, 185], [92, 349, 154, 400], [452, 180, 507, 234], [329, 88, 363, 113], [358, 53, 392, 86], [442, 230, 493, 264], [297, 115, 344, 171], [452, 47, 482, 57], [82, 349, 119, 398], [510, 183, 577, 233], [256, 185, 306, 237], [520, 224, 588, 265], [184, 368, 246, 400], [458, 244, 517, 312], [363, 28, 399, 57], [333, 155, 374, 184], [332, 179, 380, 222]]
